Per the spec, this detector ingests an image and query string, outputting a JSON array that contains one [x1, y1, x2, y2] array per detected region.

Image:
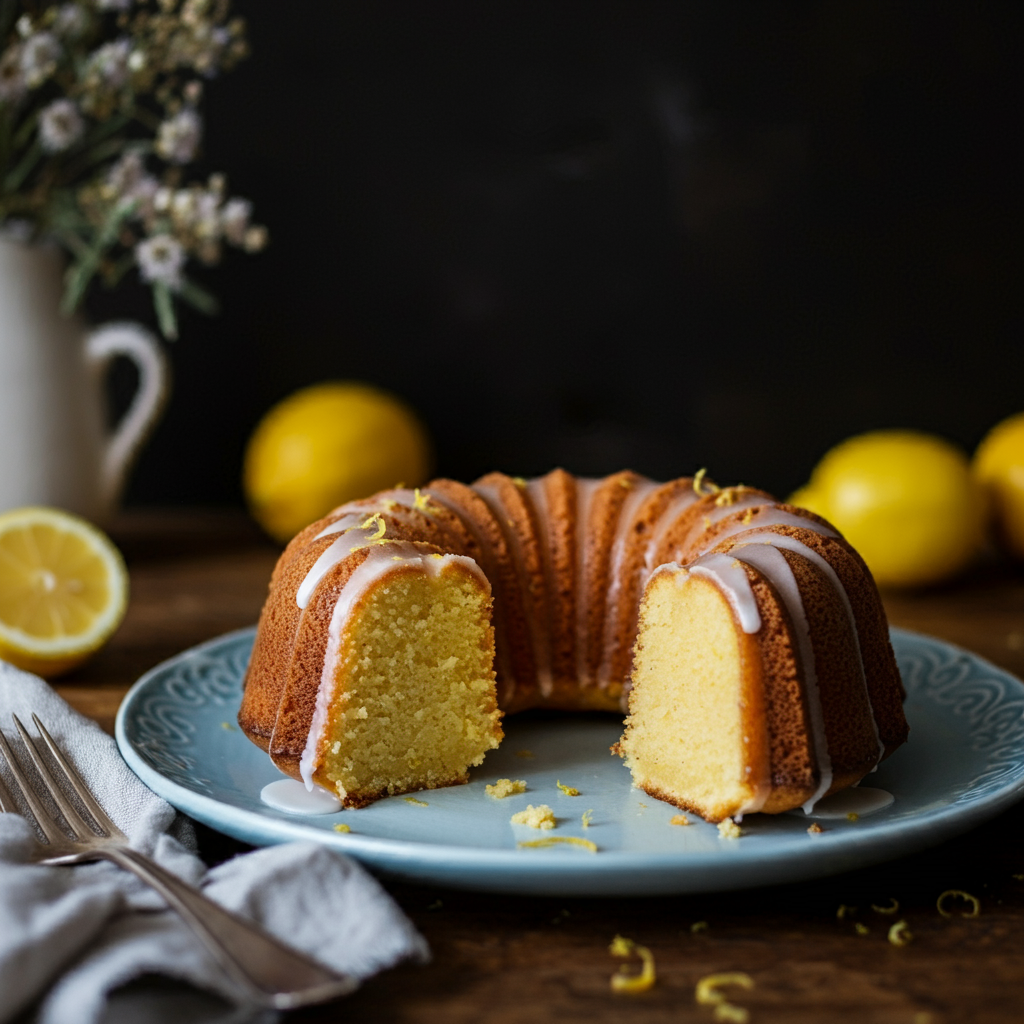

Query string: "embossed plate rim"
[[115, 626, 1024, 895]]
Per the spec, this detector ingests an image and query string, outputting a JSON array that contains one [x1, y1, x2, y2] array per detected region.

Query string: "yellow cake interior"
[[314, 565, 501, 804], [621, 571, 758, 821]]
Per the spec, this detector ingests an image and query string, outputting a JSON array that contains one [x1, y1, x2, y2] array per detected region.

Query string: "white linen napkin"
[[0, 660, 429, 1024]]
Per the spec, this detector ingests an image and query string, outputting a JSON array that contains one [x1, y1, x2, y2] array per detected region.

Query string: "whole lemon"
[[790, 430, 985, 588], [244, 382, 432, 543], [973, 411, 1024, 559]]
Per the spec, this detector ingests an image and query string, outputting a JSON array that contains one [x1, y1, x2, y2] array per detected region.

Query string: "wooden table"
[[56, 511, 1024, 1023]]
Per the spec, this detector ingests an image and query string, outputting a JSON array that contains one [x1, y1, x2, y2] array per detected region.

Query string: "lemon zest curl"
[[518, 836, 597, 853], [609, 935, 656, 993], [937, 890, 980, 918]]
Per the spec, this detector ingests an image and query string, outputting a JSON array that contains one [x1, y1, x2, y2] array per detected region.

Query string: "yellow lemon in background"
[[244, 382, 432, 543], [0, 507, 128, 678], [789, 430, 985, 588], [973, 411, 1024, 560]]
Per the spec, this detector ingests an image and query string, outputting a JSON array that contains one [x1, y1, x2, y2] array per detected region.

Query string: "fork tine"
[[0, 727, 65, 844], [31, 715, 127, 840], [0, 768, 16, 814], [12, 715, 98, 841]]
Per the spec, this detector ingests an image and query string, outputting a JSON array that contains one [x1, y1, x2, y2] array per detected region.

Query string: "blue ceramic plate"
[[115, 627, 1024, 896]]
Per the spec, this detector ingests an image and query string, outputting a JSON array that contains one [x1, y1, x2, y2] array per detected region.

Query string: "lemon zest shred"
[[518, 836, 598, 853], [872, 898, 900, 915], [1014, 873, 1024, 881], [854, 922, 870, 935], [220, 721, 237, 731], [836, 904, 857, 920], [609, 935, 656, 993], [888, 920, 913, 946], [691, 920, 708, 933], [693, 468, 720, 495], [404, 797, 428, 807], [695, 972, 753, 1022], [714, 488, 737, 507], [741, 508, 755, 525], [556, 780, 580, 796], [846, 812, 860, 822], [937, 890, 980, 918], [333, 823, 351, 834], [582, 809, 594, 828], [359, 513, 387, 541], [412, 488, 431, 511], [512, 477, 527, 488], [515, 749, 535, 759]]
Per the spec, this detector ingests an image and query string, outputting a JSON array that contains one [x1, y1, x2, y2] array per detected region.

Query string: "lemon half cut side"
[[0, 507, 128, 678]]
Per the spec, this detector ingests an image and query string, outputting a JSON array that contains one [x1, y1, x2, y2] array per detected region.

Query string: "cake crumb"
[[807, 822, 824, 834], [691, 921, 709, 933], [888, 920, 913, 946], [695, 972, 753, 1023], [518, 836, 597, 853], [486, 778, 526, 799], [556, 780, 580, 796], [582, 809, 594, 828], [854, 923, 869, 936], [511, 804, 556, 829], [333, 823, 351, 834], [671, 814, 691, 826], [937, 889, 980, 918], [872, 898, 900, 915], [609, 935, 656, 993], [514, 749, 535, 759], [404, 797, 429, 807], [717, 817, 742, 839]]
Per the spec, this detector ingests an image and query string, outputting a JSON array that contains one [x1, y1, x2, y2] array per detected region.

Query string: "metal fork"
[[0, 714, 358, 1010]]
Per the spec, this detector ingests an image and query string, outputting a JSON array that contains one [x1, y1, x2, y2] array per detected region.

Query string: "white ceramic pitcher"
[[0, 236, 168, 524]]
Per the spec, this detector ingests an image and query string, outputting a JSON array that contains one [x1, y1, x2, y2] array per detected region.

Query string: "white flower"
[[16, 16, 32, 39], [88, 38, 131, 87], [220, 198, 251, 245], [38, 99, 84, 152], [127, 49, 146, 72], [0, 46, 26, 103], [19, 33, 61, 88], [53, 5, 89, 39], [135, 234, 185, 289], [155, 109, 202, 165], [242, 225, 268, 253], [106, 153, 159, 214], [170, 189, 197, 226], [96, 0, 133, 10]]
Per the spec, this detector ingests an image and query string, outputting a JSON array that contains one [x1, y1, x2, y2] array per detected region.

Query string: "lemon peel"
[[693, 468, 720, 496], [404, 797, 428, 807], [556, 780, 580, 796], [872, 898, 900, 915], [609, 935, 656, 993], [695, 972, 753, 1023], [937, 890, 980, 918], [359, 513, 387, 541], [888, 920, 913, 946], [518, 836, 597, 853]]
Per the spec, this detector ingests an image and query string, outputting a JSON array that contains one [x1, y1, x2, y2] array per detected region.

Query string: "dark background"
[[86, 1, 1023, 509]]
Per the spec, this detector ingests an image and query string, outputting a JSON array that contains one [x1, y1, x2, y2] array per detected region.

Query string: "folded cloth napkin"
[[0, 660, 429, 1024]]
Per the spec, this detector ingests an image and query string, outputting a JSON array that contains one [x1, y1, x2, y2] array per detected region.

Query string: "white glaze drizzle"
[[730, 530, 884, 765], [598, 479, 658, 684], [685, 552, 763, 633], [728, 541, 833, 813], [473, 480, 553, 697], [573, 478, 602, 686], [298, 543, 488, 789], [296, 514, 377, 609], [642, 490, 701, 576], [701, 506, 837, 555]]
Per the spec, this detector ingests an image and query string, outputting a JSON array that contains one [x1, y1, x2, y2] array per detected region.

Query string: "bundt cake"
[[238, 469, 908, 818]]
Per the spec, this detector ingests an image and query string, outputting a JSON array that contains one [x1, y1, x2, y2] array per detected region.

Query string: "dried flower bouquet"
[[0, 0, 266, 339]]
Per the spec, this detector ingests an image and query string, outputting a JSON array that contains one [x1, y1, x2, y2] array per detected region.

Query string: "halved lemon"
[[0, 507, 128, 678]]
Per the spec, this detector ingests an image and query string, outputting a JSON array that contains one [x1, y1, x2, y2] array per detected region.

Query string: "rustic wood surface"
[[53, 511, 1024, 1024]]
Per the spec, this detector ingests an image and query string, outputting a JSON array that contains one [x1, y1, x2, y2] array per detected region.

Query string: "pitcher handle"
[[85, 322, 169, 509]]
